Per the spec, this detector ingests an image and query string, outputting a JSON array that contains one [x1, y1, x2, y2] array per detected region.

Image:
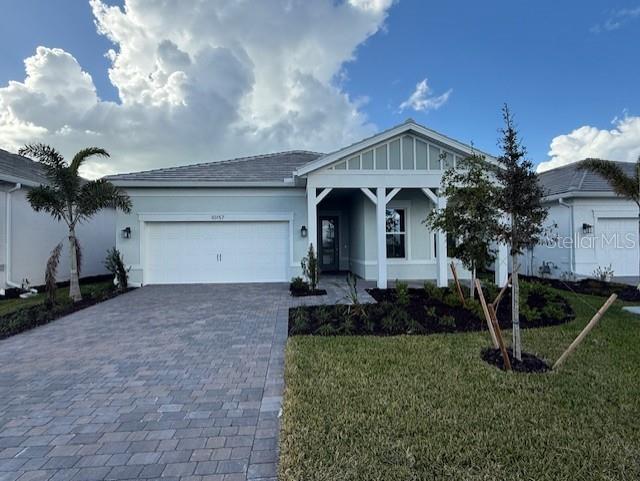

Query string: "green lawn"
[[0, 280, 113, 317], [280, 291, 640, 481]]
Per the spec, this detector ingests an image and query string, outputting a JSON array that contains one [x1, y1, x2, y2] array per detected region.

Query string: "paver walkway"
[[0, 284, 290, 481]]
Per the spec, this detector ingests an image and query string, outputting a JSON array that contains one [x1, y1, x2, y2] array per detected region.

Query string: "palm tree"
[[19, 144, 132, 302], [578, 157, 640, 286]]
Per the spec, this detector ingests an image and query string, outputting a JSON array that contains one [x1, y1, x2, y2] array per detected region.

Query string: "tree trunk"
[[470, 264, 476, 299], [68, 229, 82, 302], [511, 252, 521, 361]]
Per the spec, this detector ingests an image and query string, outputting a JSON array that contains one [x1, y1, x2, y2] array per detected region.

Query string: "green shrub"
[[381, 306, 409, 335], [439, 315, 456, 329], [104, 247, 129, 292], [314, 305, 332, 325], [423, 282, 444, 301], [290, 308, 311, 335], [301, 244, 319, 291], [406, 317, 426, 335], [443, 291, 463, 308], [290, 276, 309, 296], [423, 305, 437, 319], [315, 324, 337, 336], [395, 281, 410, 306]]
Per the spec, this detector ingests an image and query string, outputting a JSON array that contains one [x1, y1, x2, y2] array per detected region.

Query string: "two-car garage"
[[144, 221, 290, 284]]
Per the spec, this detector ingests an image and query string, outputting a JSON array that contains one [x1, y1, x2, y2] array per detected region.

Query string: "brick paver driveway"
[[0, 284, 289, 481]]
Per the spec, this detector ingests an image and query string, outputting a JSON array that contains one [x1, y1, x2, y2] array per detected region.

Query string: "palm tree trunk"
[[68, 229, 82, 302]]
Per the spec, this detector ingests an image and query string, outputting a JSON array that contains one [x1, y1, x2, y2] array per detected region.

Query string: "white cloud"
[[0, 0, 395, 178], [537, 115, 640, 172], [398, 78, 452, 113], [591, 6, 640, 33]]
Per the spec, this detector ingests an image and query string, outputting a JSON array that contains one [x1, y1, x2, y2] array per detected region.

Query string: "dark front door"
[[319, 216, 339, 272]]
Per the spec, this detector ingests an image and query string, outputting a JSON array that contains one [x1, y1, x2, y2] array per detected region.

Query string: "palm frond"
[[70, 147, 110, 174], [26, 186, 68, 223], [19, 143, 66, 180], [76, 179, 132, 220], [578, 158, 639, 204]]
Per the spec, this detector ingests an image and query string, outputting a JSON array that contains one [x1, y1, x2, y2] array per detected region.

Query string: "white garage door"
[[145, 221, 289, 284], [595, 218, 639, 277]]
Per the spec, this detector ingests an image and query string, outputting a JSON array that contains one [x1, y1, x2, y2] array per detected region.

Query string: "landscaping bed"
[[280, 291, 640, 481], [520, 273, 640, 301], [288, 280, 574, 336], [481, 346, 550, 373], [0, 282, 128, 340]]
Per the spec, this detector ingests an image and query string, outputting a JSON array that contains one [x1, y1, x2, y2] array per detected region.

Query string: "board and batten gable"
[[115, 187, 308, 286]]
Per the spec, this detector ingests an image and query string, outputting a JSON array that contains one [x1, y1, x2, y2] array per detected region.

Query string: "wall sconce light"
[[582, 223, 593, 235], [300, 225, 308, 238], [121, 227, 132, 239]]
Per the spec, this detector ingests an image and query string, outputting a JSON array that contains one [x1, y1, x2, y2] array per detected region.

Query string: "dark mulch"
[[481, 347, 551, 373], [290, 289, 327, 297], [0, 288, 130, 340], [289, 282, 575, 336], [520, 274, 640, 302]]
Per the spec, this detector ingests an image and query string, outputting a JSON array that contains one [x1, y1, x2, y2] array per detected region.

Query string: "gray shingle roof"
[[538, 159, 637, 198], [106, 150, 323, 184], [0, 149, 49, 186]]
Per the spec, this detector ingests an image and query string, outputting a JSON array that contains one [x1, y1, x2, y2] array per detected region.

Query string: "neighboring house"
[[0, 149, 116, 293], [107, 120, 509, 288], [521, 160, 639, 281]]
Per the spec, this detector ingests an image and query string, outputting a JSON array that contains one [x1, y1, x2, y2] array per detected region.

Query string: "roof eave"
[[109, 180, 304, 188], [0, 174, 42, 188], [543, 191, 628, 202]]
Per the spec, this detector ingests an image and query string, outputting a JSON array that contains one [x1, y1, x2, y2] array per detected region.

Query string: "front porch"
[[307, 186, 452, 288]]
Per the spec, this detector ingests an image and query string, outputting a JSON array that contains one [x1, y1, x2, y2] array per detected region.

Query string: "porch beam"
[[376, 187, 388, 288], [315, 188, 333, 205], [307, 186, 317, 251], [360, 187, 377, 205], [421, 187, 438, 205], [385, 187, 401, 204], [436, 195, 448, 287]]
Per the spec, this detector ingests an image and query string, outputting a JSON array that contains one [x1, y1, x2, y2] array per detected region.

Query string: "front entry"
[[319, 216, 339, 272]]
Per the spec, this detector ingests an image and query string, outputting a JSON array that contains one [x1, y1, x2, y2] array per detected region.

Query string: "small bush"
[[381, 305, 409, 335], [423, 282, 444, 301], [290, 308, 311, 335], [290, 276, 310, 296], [104, 247, 128, 292], [395, 281, 410, 307], [439, 315, 456, 329], [301, 244, 319, 291]]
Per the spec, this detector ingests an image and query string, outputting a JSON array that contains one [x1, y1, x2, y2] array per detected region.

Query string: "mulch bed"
[[520, 274, 640, 302], [290, 289, 327, 297], [0, 288, 130, 340], [481, 347, 550, 373]]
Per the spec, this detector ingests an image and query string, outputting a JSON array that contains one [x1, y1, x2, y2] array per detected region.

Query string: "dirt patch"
[[481, 347, 550, 373]]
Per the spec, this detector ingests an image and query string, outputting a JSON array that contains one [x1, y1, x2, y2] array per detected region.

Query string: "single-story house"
[[0, 149, 116, 294], [521, 160, 639, 282], [107, 119, 509, 288]]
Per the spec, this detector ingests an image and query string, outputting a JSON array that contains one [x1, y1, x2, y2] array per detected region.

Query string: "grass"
[[0, 280, 113, 317], [280, 290, 640, 481]]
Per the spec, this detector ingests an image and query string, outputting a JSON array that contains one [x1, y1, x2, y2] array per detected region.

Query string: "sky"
[[0, 0, 638, 178]]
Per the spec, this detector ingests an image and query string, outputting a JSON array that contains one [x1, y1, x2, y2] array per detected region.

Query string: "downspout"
[[558, 198, 575, 274]]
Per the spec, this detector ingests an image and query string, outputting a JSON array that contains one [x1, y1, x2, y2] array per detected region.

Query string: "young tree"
[[494, 105, 547, 360], [425, 153, 500, 298], [19, 144, 132, 302], [301, 243, 319, 292], [578, 157, 640, 288]]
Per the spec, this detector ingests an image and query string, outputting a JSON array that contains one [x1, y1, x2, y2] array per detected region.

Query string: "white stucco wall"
[[115, 187, 309, 285], [520, 196, 639, 279], [1, 186, 115, 289]]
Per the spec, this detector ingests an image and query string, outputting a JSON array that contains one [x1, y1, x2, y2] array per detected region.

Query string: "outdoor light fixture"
[[582, 223, 593, 235], [121, 227, 132, 239], [300, 225, 308, 238]]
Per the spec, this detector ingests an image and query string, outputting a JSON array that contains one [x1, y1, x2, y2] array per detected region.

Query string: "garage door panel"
[[595, 218, 639, 277], [145, 221, 289, 284]]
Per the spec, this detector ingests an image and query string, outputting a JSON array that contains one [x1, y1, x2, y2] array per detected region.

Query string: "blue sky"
[[0, 1, 638, 176]]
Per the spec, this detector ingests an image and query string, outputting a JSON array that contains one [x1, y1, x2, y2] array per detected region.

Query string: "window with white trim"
[[386, 208, 406, 258]]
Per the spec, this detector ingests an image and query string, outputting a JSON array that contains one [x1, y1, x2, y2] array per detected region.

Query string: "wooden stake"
[[474, 278, 499, 349], [491, 273, 513, 311], [487, 303, 512, 371], [552, 293, 617, 370], [450, 262, 466, 306]]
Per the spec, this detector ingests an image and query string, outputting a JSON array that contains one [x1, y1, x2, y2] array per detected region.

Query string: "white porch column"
[[495, 242, 508, 287], [436, 195, 448, 287], [306, 185, 317, 252], [376, 187, 387, 289]]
